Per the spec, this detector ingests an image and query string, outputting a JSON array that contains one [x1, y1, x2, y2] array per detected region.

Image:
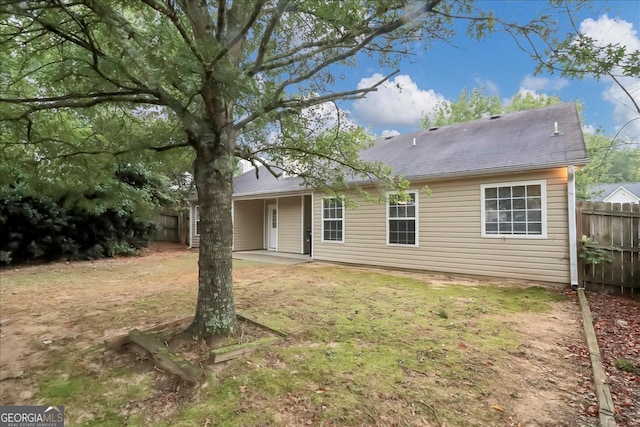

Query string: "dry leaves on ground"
[[586, 292, 640, 427]]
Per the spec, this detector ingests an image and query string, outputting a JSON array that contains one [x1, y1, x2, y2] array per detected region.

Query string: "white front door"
[[268, 204, 277, 250]]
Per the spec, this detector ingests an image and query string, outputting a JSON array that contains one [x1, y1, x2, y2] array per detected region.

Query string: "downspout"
[[567, 165, 579, 289]]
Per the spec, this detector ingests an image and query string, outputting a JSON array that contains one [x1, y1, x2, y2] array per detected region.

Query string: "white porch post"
[[188, 202, 193, 249], [300, 195, 304, 254]]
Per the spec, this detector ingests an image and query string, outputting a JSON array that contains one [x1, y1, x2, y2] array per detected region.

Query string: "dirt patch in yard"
[[0, 244, 198, 404], [1, 245, 598, 426], [491, 307, 596, 426]]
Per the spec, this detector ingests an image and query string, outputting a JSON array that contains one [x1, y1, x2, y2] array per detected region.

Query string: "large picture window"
[[387, 192, 418, 246], [481, 181, 546, 238], [322, 198, 344, 242]]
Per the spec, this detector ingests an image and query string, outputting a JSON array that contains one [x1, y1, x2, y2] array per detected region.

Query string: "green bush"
[[0, 187, 156, 265]]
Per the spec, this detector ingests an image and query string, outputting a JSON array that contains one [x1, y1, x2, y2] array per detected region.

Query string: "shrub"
[[0, 188, 156, 265], [579, 235, 614, 265]]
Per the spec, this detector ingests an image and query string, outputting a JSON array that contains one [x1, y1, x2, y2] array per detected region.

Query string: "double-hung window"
[[322, 198, 344, 242], [387, 191, 418, 246], [481, 181, 546, 237]]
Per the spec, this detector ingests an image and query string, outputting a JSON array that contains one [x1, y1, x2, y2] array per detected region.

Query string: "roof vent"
[[428, 126, 438, 131], [384, 135, 395, 139], [489, 114, 501, 120]]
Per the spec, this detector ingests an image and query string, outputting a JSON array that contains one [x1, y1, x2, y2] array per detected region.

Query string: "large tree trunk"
[[184, 0, 248, 339], [188, 132, 236, 338]]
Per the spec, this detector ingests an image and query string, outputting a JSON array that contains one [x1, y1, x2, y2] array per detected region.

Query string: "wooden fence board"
[[153, 209, 188, 244], [577, 201, 640, 295]]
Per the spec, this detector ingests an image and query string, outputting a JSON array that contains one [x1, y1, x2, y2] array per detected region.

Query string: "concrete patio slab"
[[232, 250, 312, 265]]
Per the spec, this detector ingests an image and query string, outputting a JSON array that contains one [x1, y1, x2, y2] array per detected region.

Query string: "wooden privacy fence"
[[576, 201, 640, 295], [153, 209, 187, 244]]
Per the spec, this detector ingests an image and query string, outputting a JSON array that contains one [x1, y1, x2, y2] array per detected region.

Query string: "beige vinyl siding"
[[190, 203, 200, 248], [277, 196, 303, 253], [233, 199, 264, 251], [313, 168, 570, 284]]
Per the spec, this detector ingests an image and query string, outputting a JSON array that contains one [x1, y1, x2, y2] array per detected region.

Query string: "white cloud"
[[578, 15, 640, 137], [353, 73, 445, 127], [582, 124, 597, 135], [380, 129, 400, 138], [579, 15, 640, 52], [602, 77, 640, 137], [519, 75, 569, 93]]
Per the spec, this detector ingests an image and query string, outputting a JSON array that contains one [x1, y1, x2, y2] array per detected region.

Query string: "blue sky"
[[330, 1, 640, 141]]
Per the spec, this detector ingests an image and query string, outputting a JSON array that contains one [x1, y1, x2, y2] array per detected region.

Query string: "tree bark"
[[188, 130, 236, 338]]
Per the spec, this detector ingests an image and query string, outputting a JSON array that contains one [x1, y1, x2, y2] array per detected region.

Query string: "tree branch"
[[138, 0, 207, 67], [19, 139, 191, 161], [1, 95, 164, 122], [250, 31, 359, 76], [609, 73, 640, 115], [0, 91, 153, 104], [207, 0, 267, 70], [233, 70, 399, 131], [250, 0, 292, 74], [216, 0, 225, 43]]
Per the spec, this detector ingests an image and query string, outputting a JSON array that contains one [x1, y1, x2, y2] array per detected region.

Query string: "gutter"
[[233, 189, 312, 199], [367, 160, 590, 186], [233, 162, 589, 199], [567, 165, 579, 288]]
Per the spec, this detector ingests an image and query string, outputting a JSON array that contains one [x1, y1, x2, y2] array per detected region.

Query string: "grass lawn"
[[0, 248, 592, 426]]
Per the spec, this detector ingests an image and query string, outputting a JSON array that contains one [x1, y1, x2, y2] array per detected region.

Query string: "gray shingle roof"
[[588, 182, 640, 201], [359, 102, 588, 180], [233, 167, 304, 197], [233, 102, 588, 197]]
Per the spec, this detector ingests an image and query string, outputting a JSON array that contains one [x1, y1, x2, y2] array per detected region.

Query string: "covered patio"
[[232, 250, 312, 265]]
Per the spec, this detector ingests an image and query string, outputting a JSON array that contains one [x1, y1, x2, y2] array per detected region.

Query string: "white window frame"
[[194, 205, 200, 236], [321, 197, 345, 243], [386, 191, 419, 247], [480, 180, 547, 239]]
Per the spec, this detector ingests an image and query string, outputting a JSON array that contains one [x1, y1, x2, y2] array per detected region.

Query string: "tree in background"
[[576, 132, 640, 198], [504, 91, 563, 113], [534, 2, 640, 193], [0, 1, 595, 339], [422, 87, 562, 128], [0, 97, 194, 215], [422, 87, 501, 128]]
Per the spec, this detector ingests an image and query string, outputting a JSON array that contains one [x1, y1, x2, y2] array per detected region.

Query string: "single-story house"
[[189, 102, 589, 286], [588, 182, 640, 204]]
